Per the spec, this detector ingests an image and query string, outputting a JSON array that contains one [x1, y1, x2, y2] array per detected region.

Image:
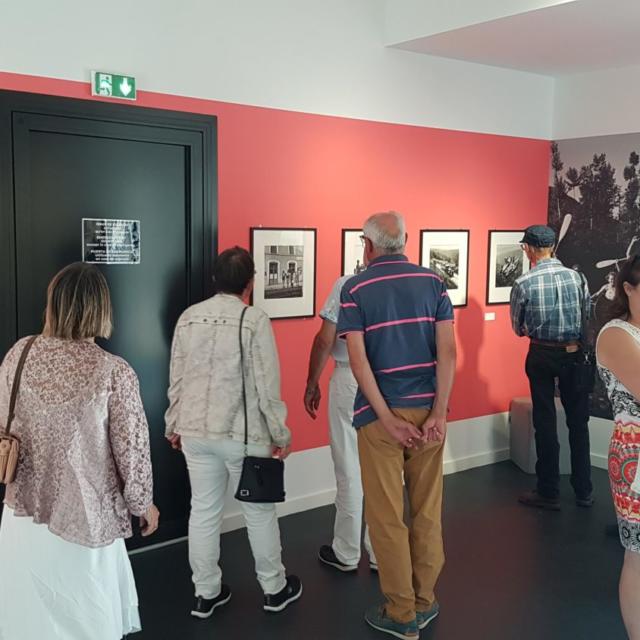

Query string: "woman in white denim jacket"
[[165, 246, 302, 619]]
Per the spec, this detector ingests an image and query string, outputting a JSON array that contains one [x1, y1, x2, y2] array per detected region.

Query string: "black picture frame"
[[486, 230, 530, 306], [250, 227, 317, 320], [419, 229, 470, 308]]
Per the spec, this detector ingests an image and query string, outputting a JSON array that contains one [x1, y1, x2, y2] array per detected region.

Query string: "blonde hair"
[[43, 263, 113, 340]]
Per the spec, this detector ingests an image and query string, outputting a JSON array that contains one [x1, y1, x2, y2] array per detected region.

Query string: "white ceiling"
[[390, 0, 640, 77]]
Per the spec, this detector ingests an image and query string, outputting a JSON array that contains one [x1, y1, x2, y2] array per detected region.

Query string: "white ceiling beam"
[[384, 0, 579, 45]]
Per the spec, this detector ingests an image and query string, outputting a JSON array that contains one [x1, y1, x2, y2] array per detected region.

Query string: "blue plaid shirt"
[[510, 258, 590, 343]]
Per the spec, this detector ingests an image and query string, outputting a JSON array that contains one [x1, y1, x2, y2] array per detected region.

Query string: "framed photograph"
[[341, 229, 366, 277], [486, 230, 530, 305], [251, 227, 317, 320], [419, 230, 469, 307]]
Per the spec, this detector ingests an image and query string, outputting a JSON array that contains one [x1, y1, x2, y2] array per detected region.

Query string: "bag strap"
[[239, 307, 249, 456], [4, 335, 38, 436]]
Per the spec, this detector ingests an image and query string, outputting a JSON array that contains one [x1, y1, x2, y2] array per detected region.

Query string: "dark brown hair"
[[43, 262, 113, 339], [213, 247, 255, 295], [609, 254, 640, 321]]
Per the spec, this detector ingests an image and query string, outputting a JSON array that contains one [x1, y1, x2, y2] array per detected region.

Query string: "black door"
[[0, 91, 217, 548]]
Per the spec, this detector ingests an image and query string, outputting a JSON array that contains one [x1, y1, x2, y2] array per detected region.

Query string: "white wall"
[[554, 64, 640, 139], [384, 0, 576, 44], [0, 0, 553, 139]]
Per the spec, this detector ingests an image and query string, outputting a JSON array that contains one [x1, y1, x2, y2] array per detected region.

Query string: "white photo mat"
[[251, 227, 317, 319], [341, 229, 366, 277], [487, 230, 530, 305], [420, 229, 469, 307]]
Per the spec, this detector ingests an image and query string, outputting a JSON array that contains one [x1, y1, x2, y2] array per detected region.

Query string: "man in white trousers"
[[304, 274, 377, 572]]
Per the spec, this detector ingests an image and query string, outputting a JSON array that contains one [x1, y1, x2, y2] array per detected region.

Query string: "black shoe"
[[576, 494, 594, 508], [318, 545, 358, 572], [191, 584, 232, 619], [518, 490, 561, 511], [263, 575, 303, 613]]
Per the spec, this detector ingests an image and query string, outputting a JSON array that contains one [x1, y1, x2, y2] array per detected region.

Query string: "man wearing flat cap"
[[510, 225, 593, 510]]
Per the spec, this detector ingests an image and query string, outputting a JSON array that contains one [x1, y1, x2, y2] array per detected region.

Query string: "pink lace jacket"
[[0, 336, 153, 548]]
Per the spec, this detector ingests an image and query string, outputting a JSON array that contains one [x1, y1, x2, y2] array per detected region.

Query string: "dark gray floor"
[[131, 462, 626, 639]]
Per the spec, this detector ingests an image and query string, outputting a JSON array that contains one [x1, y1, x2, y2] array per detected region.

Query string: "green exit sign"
[[91, 71, 137, 101]]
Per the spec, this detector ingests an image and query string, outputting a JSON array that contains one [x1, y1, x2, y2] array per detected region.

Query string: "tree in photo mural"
[[548, 140, 640, 419]]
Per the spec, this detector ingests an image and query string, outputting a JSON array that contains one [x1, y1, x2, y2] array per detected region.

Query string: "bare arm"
[[424, 321, 457, 441], [598, 328, 640, 400], [304, 320, 336, 419], [346, 332, 421, 446]]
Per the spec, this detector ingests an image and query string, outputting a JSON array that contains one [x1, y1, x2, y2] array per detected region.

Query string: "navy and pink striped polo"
[[337, 254, 454, 428]]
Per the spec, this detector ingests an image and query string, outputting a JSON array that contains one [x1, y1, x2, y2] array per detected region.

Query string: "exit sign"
[[91, 71, 137, 101]]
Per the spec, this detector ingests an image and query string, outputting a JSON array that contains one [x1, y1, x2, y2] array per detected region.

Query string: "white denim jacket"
[[165, 294, 290, 448]]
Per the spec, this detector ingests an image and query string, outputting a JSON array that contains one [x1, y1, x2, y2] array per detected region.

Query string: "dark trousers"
[[525, 344, 593, 499]]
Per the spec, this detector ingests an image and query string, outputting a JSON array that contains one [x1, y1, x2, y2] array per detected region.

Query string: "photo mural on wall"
[[547, 133, 640, 419]]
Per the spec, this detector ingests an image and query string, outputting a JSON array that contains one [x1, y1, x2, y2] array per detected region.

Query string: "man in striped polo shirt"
[[337, 211, 457, 640], [510, 225, 593, 511]]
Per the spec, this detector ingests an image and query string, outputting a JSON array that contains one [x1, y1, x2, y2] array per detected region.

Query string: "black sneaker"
[[318, 545, 358, 572], [518, 490, 560, 511], [263, 575, 303, 613], [576, 494, 594, 508], [191, 585, 232, 619]]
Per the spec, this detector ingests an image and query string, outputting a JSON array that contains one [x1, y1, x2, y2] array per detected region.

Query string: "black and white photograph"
[[548, 133, 640, 419], [494, 244, 523, 288], [487, 231, 530, 305], [430, 247, 459, 289], [251, 227, 316, 319], [341, 229, 366, 276], [420, 230, 469, 307], [264, 245, 304, 299]]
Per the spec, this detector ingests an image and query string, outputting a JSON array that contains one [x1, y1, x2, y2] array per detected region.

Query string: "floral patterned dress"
[[597, 319, 640, 553]]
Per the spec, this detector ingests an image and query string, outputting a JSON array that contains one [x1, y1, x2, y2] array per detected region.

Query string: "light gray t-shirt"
[[319, 275, 352, 363]]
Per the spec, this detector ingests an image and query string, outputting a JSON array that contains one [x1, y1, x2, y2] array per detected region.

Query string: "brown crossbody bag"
[[0, 335, 38, 485]]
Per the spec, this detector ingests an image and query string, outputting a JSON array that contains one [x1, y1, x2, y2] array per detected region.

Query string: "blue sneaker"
[[416, 601, 440, 630], [364, 606, 419, 640]]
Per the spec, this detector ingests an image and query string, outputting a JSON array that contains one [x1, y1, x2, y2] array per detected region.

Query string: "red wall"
[[0, 72, 550, 451]]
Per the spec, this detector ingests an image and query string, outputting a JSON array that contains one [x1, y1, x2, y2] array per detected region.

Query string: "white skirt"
[[0, 507, 141, 640]]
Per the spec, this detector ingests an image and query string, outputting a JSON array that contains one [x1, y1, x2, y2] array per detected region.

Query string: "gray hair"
[[363, 211, 406, 254]]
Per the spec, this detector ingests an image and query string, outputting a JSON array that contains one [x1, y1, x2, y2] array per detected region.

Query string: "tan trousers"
[[358, 408, 445, 623]]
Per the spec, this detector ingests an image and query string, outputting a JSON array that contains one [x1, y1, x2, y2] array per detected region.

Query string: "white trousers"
[[182, 437, 287, 599], [329, 364, 376, 566]]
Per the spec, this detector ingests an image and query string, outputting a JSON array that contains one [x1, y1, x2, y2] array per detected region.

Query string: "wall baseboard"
[[590, 453, 608, 470], [443, 448, 510, 475], [131, 413, 619, 556], [130, 412, 511, 555]]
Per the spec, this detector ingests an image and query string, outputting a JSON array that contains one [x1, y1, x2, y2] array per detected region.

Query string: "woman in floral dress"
[[597, 255, 640, 639]]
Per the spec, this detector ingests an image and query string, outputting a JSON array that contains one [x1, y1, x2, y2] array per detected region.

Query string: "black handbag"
[[234, 307, 286, 504], [574, 273, 596, 393]]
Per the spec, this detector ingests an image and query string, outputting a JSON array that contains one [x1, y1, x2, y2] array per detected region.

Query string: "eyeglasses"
[[360, 235, 367, 247]]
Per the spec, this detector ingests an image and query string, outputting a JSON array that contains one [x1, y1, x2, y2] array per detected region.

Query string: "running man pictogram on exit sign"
[[91, 71, 137, 101]]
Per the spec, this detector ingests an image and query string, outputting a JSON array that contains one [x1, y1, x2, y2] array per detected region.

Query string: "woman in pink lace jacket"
[[0, 262, 159, 640]]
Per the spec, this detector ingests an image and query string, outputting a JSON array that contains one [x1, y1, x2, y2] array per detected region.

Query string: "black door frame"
[[0, 89, 218, 355]]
